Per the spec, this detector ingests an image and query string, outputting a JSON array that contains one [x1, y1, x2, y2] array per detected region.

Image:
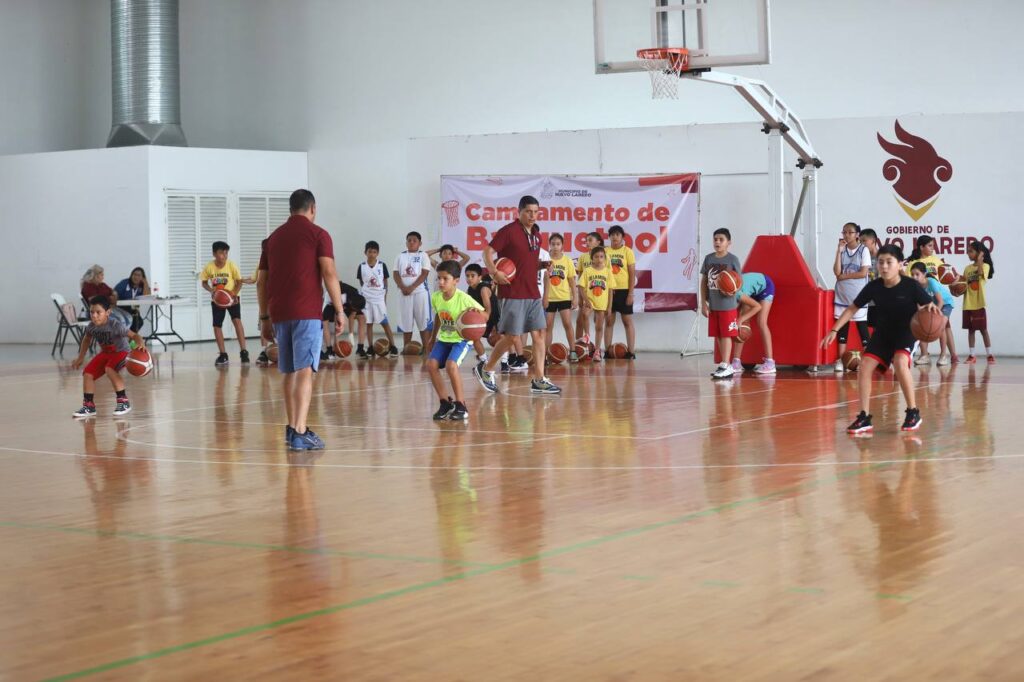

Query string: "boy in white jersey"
[[395, 230, 433, 350], [358, 240, 398, 358]]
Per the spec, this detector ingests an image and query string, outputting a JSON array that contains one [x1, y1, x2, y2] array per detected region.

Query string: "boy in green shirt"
[[428, 260, 485, 421]]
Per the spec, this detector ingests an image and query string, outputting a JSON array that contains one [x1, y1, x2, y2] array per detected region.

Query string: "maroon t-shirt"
[[81, 282, 114, 304], [258, 215, 335, 321], [490, 219, 541, 300]]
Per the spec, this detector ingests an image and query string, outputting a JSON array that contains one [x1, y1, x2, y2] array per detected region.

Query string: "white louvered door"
[[165, 191, 290, 343]]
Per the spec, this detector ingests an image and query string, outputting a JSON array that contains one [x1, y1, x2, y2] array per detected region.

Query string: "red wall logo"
[[877, 120, 953, 221]]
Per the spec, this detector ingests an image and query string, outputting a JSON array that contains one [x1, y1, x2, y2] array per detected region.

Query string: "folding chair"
[[52, 293, 89, 356]]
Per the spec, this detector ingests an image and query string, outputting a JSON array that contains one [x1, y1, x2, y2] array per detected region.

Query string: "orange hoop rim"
[[636, 47, 690, 71]]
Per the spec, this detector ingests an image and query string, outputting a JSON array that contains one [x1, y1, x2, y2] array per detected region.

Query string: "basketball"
[[717, 270, 742, 296], [611, 342, 628, 359], [211, 287, 234, 309], [334, 339, 352, 358], [547, 342, 568, 364], [403, 340, 423, 356], [373, 338, 390, 357], [737, 324, 752, 342], [456, 308, 488, 341], [495, 257, 517, 282], [842, 349, 861, 372], [574, 341, 590, 362], [937, 264, 958, 285], [911, 307, 946, 343], [487, 330, 500, 347], [522, 347, 534, 365], [265, 343, 278, 363], [125, 347, 153, 377], [949, 281, 967, 297]]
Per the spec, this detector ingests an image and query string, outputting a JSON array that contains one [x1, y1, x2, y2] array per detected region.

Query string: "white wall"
[[0, 147, 150, 343]]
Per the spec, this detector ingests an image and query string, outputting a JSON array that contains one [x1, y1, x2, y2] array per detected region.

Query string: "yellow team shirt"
[[576, 251, 592, 275], [963, 262, 990, 311], [905, 254, 945, 277], [579, 266, 611, 311], [605, 245, 637, 290], [546, 255, 577, 302], [201, 259, 242, 292]]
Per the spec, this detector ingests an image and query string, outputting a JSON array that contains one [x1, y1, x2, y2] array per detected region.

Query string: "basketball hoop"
[[441, 199, 460, 227], [636, 48, 690, 99]]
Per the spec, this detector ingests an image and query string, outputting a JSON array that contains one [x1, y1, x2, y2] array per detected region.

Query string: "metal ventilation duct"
[[107, 0, 187, 147]]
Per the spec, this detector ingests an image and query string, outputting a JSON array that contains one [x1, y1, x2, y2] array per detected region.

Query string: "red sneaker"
[[987, 355, 996, 364], [965, 355, 977, 364]]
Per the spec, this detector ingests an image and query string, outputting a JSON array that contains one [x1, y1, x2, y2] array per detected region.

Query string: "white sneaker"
[[833, 359, 844, 373], [730, 358, 743, 372], [914, 353, 932, 366], [754, 358, 777, 374], [936, 353, 951, 366], [712, 364, 735, 380]]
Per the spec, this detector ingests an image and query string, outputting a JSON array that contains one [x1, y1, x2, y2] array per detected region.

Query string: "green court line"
[[621, 574, 656, 581], [43, 458, 906, 680], [876, 593, 913, 601], [0, 520, 496, 569]]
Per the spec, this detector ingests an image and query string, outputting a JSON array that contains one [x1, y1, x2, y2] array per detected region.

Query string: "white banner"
[[439, 174, 700, 312]]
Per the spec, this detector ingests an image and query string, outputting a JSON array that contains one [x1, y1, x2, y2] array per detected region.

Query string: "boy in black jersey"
[[465, 264, 497, 362], [822, 245, 936, 434]]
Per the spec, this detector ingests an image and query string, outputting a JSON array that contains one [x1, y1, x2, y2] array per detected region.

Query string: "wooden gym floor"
[[1, 344, 1022, 680]]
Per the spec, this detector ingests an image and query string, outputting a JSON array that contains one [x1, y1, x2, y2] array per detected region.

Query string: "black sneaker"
[[389, 345, 399, 358], [72, 402, 97, 418], [449, 402, 468, 421], [285, 425, 295, 444], [473, 361, 499, 393], [901, 408, 922, 432], [433, 398, 455, 420], [357, 346, 369, 359], [240, 349, 250, 364], [215, 352, 229, 367], [624, 351, 636, 360], [847, 411, 873, 434], [499, 361, 512, 374], [320, 350, 330, 362], [113, 399, 131, 417], [256, 350, 270, 366]]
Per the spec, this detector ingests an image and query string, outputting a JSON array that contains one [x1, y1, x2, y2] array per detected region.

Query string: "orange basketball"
[[373, 338, 390, 357], [266, 343, 279, 363], [494, 257, 517, 282], [949, 281, 967, 297], [910, 307, 946, 343], [456, 309, 488, 341], [937, 264, 958, 285], [125, 347, 153, 377], [211, 288, 234, 309], [522, 347, 534, 365], [737, 324, 752, 342], [547, 342, 568, 364], [842, 349, 861, 372], [334, 339, 352, 358], [611, 342, 628, 359], [403, 340, 423, 356], [717, 270, 742, 296], [574, 341, 590, 362]]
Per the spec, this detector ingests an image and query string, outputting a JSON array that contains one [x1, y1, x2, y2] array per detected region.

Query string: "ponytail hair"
[[969, 240, 995, 279], [908, 235, 934, 263], [910, 261, 937, 280]]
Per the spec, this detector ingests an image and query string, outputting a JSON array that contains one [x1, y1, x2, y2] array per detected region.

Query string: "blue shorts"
[[941, 303, 953, 318], [753, 275, 776, 302], [273, 319, 323, 374], [429, 339, 471, 367]]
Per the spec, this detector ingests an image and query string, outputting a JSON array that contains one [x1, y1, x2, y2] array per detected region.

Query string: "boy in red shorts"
[[700, 228, 743, 380], [71, 295, 147, 417]]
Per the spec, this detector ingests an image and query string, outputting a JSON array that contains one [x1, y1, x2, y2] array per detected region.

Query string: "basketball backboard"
[[593, 0, 771, 74]]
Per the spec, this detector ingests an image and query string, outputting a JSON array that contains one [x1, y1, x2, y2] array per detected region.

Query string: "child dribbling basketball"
[[71, 296, 147, 418], [909, 262, 956, 366], [465, 264, 497, 363], [428, 260, 485, 421], [822, 245, 937, 434]]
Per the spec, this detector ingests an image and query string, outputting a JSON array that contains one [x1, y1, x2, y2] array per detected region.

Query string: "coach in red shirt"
[[473, 195, 561, 395], [257, 189, 345, 451]]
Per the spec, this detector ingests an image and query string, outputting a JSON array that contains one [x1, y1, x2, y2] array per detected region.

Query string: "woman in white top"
[[833, 222, 872, 372]]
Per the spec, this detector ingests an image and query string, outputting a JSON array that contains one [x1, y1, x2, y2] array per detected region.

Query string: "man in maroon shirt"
[[473, 195, 561, 394], [257, 189, 345, 450]]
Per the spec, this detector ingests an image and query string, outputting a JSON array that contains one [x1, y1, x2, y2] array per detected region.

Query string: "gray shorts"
[[498, 298, 546, 335]]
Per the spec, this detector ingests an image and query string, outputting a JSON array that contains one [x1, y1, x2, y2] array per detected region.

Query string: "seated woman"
[[114, 267, 151, 332], [81, 264, 131, 327]]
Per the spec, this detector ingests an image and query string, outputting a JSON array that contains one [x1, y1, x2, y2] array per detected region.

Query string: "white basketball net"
[[637, 48, 689, 100]]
